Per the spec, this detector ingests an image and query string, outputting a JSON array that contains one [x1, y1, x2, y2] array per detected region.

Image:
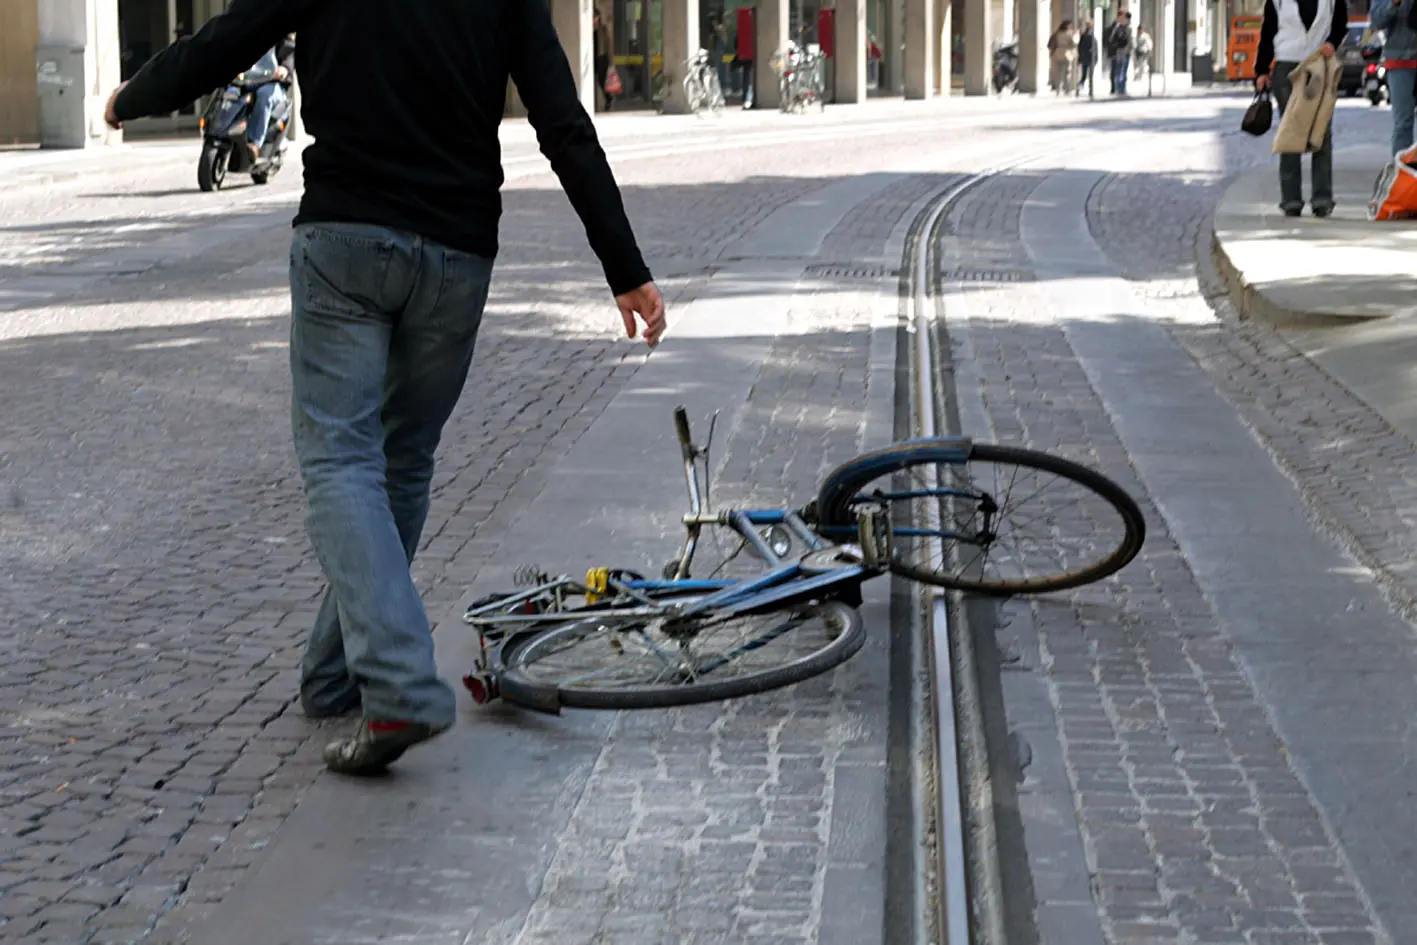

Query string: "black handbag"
[[1241, 88, 1273, 136]]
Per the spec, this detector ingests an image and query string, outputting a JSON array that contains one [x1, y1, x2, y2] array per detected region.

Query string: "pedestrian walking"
[[1078, 21, 1098, 97], [594, 8, 616, 111], [1050, 21, 1080, 95], [1107, 11, 1134, 95], [103, 0, 666, 776], [1134, 25, 1153, 86], [1369, 0, 1417, 156], [709, 12, 730, 96], [1255, 0, 1349, 215]]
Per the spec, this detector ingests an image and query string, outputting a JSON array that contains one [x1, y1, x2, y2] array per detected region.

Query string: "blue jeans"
[[1389, 66, 1416, 157], [290, 222, 493, 726], [1272, 61, 1334, 212], [1111, 54, 1129, 94], [249, 82, 286, 149]]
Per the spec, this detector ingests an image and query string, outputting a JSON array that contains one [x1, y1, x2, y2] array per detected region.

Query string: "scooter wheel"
[[198, 145, 226, 193]]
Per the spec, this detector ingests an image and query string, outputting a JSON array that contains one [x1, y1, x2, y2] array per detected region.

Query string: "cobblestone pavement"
[[935, 96, 1417, 945], [8, 88, 1413, 945], [0, 94, 1113, 945]]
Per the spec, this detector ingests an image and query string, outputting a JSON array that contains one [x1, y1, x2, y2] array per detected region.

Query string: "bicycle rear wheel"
[[498, 599, 864, 711], [815, 441, 1145, 595]]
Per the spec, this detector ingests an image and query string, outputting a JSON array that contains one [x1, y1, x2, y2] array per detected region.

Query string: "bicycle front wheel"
[[498, 599, 865, 710], [816, 442, 1145, 595]]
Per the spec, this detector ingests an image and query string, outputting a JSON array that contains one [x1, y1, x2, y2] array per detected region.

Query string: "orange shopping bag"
[[1368, 144, 1417, 221], [604, 64, 623, 95]]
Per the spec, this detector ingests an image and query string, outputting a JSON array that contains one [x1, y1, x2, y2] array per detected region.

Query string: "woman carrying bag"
[[1254, 0, 1350, 217]]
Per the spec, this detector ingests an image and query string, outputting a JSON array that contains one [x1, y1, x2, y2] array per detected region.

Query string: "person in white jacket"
[[1255, 0, 1350, 216]]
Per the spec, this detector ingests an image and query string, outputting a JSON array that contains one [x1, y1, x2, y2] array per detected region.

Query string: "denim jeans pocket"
[[294, 223, 397, 316], [429, 247, 495, 336]]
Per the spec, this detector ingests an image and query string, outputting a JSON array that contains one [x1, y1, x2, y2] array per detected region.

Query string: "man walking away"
[[1369, 0, 1417, 156], [1078, 21, 1098, 97], [103, 0, 666, 776], [1255, 0, 1349, 215]]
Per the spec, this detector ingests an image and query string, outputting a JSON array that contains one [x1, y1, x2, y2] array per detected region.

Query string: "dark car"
[[1338, 21, 1375, 94]]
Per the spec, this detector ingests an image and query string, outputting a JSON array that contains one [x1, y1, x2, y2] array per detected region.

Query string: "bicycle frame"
[[463, 405, 886, 635]]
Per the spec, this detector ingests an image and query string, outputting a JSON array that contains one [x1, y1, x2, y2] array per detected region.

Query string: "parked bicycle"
[[772, 43, 827, 113], [682, 48, 725, 116], [459, 405, 1145, 714]]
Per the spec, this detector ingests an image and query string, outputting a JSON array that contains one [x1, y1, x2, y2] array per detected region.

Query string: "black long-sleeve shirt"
[[114, 0, 653, 296], [1255, 0, 1350, 76]]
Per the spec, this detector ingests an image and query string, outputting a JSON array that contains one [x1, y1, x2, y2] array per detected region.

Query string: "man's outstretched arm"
[[507, 0, 664, 346], [108, 0, 318, 125]]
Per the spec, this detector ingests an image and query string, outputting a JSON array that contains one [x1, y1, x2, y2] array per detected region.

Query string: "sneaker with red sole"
[[322, 719, 450, 776]]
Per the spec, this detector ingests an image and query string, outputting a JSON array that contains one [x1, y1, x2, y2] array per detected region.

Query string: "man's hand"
[[1319, 42, 1336, 58], [615, 282, 666, 349], [1255, 73, 1271, 91], [274, 65, 289, 82], [104, 82, 127, 130]]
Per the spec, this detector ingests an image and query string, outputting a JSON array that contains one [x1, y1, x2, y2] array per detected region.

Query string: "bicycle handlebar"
[[674, 405, 695, 462]]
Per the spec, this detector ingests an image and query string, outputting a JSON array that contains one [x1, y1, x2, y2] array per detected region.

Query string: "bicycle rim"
[[498, 600, 865, 710], [816, 441, 1145, 595]]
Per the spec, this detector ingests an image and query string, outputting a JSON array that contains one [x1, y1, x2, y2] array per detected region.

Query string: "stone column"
[[933, 0, 952, 94], [1152, 0, 1174, 73], [550, 0, 595, 113], [904, 0, 936, 97], [1017, 0, 1048, 92], [835, 0, 868, 102], [990, 0, 1012, 41], [755, 0, 789, 108], [887, 0, 905, 92], [963, 0, 992, 94], [661, 0, 701, 112], [36, 0, 121, 148]]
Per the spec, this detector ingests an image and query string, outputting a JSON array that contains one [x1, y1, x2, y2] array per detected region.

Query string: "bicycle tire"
[[498, 599, 865, 711], [815, 441, 1145, 595]]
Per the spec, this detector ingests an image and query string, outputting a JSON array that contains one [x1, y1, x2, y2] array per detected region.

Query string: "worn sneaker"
[[323, 719, 449, 776]]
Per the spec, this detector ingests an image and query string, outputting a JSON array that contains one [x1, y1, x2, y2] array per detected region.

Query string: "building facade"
[[0, 0, 1202, 147]]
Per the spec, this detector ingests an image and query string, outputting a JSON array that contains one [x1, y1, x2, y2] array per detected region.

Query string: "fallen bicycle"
[[461, 405, 1145, 714]]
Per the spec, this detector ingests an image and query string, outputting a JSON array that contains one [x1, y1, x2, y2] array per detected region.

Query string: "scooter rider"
[[246, 33, 295, 163]]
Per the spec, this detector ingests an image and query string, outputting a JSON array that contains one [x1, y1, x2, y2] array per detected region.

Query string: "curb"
[[1210, 224, 1382, 330]]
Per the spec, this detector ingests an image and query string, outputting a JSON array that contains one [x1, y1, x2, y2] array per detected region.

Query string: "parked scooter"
[[1363, 43, 1388, 106], [993, 42, 1020, 93], [195, 68, 292, 192]]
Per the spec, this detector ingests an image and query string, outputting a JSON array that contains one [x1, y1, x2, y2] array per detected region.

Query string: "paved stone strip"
[[508, 170, 944, 945], [944, 170, 1387, 945], [1088, 134, 1417, 626]]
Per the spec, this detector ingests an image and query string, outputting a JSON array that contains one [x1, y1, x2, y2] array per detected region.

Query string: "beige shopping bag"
[[1272, 53, 1342, 154]]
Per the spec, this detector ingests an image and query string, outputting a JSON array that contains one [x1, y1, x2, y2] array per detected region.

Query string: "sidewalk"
[[1212, 142, 1417, 443]]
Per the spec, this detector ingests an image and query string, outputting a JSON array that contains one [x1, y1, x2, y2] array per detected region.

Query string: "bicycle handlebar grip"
[[673, 405, 694, 460]]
